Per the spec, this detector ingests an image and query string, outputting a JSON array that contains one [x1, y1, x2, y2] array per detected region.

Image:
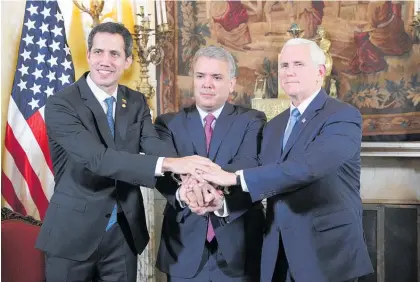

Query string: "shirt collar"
[[290, 88, 321, 115], [196, 104, 225, 122], [86, 73, 118, 103]]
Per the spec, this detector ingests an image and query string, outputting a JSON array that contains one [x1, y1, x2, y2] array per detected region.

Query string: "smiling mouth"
[[98, 70, 114, 74]]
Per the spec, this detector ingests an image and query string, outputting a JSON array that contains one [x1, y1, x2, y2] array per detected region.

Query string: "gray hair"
[[281, 38, 326, 66], [191, 46, 237, 79]]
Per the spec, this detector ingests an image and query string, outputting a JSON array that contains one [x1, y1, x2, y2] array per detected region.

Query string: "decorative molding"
[[361, 142, 420, 157], [1, 207, 42, 226]]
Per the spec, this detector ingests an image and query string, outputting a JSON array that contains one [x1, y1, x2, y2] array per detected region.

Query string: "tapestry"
[[159, 1, 420, 141]]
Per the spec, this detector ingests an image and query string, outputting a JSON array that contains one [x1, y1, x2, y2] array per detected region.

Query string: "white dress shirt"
[[176, 104, 229, 217], [86, 74, 164, 176], [238, 88, 321, 192]]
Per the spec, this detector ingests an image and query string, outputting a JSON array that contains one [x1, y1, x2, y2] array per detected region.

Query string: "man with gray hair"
[[201, 38, 374, 281], [154, 45, 266, 281]]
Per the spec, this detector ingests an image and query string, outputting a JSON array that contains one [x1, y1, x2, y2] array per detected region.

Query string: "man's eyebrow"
[[195, 72, 223, 76]]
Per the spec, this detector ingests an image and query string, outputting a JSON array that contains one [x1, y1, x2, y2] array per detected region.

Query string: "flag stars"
[[22, 34, 34, 46], [32, 68, 43, 80], [40, 23, 49, 34], [48, 55, 58, 67], [62, 59, 72, 71], [28, 98, 40, 110], [45, 86, 54, 97], [59, 73, 70, 85], [20, 49, 31, 61], [18, 64, 29, 76], [24, 19, 36, 31], [34, 53, 45, 65], [64, 45, 71, 56], [51, 26, 62, 38], [40, 7, 51, 19], [27, 4, 38, 16], [36, 38, 47, 49], [50, 40, 60, 52], [30, 83, 41, 95], [55, 13, 64, 22], [17, 80, 27, 91], [47, 71, 56, 82]]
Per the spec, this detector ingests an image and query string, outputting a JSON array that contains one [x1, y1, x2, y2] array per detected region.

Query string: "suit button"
[[105, 213, 111, 218]]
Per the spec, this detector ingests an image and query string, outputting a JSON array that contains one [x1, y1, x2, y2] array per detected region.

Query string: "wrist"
[[162, 158, 175, 172], [229, 172, 237, 186]]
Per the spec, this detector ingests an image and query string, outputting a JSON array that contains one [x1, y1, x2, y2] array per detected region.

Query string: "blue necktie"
[[104, 97, 117, 232], [282, 108, 301, 150]]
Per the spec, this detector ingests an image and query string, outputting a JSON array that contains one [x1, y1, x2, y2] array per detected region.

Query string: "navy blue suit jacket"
[[154, 103, 266, 279], [243, 90, 373, 282]]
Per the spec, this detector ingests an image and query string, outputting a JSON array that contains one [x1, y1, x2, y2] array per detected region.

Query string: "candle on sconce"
[[156, 0, 162, 26], [136, 4, 144, 25], [161, 0, 167, 24], [143, 15, 150, 29], [116, 0, 122, 23]]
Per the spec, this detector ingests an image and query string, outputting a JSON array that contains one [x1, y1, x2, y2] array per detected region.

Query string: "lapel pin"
[[122, 98, 127, 104], [302, 118, 306, 123], [122, 104, 127, 108]]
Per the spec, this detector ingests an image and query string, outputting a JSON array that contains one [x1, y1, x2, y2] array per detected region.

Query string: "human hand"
[[187, 181, 224, 215], [201, 168, 237, 187], [163, 156, 220, 180]]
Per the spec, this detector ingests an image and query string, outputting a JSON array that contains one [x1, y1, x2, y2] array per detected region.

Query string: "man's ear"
[[318, 65, 326, 78], [229, 77, 237, 93], [124, 55, 133, 69]]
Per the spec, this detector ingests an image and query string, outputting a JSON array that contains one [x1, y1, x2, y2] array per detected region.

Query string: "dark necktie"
[[204, 113, 216, 242], [104, 97, 117, 232], [283, 108, 301, 150]]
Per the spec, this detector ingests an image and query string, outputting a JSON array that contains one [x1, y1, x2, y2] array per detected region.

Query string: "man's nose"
[[285, 68, 296, 77], [202, 76, 213, 88], [99, 52, 112, 66]]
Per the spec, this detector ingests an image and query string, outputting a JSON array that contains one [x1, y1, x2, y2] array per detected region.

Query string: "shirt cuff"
[[175, 188, 186, 208], [236, 170, 249, 192], [214, 198, 229, 217], [155, 157, 165, 176]]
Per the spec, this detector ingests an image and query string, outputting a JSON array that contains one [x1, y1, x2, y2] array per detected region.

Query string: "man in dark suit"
[[201, 39, 374, 282], [154, 46, 266, 282], [35, 22, 218, 282]]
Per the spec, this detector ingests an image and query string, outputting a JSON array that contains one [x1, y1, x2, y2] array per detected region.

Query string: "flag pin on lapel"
[[122, 98, 127, 108], [302, 118, 306, 123]]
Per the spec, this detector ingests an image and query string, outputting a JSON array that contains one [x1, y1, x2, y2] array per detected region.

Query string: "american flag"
[[2, 0, 75, 220]]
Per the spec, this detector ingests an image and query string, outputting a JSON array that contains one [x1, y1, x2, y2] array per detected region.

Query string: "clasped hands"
[[177, 174, 224, 216], [167, 155, 238, 216]]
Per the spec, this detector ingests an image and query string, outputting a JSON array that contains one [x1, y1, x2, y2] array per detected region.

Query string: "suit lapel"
[[114, 86, 129, 146], [281, 90, 328, 160], [208, 103, 235, 161], [79, 73, 116, 149], [185, 106, 207, 157]]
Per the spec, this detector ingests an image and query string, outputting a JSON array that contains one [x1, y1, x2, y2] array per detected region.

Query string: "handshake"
[[162, 155, 238, 215]]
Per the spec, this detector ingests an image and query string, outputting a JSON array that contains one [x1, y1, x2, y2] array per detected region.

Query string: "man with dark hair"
[[36, 22, 218, 282]]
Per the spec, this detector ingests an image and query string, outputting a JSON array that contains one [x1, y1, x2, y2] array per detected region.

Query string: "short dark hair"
[[87, 22, 133, 58]]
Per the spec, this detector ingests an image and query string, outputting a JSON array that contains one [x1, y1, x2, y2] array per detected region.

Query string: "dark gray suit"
[[155, 104, 266, 281], [36, 72, 175, 281]]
